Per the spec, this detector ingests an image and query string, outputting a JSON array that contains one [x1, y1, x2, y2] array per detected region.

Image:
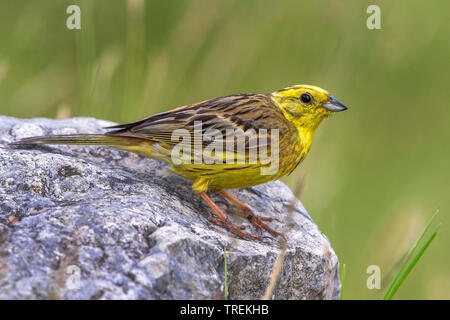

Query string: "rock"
[[0, 116, 340, 300]]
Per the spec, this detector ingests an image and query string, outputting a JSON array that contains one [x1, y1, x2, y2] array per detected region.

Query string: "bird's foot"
[[207, 215, 262, 241], [241, 207, 282, 238], [216, 190, 282, 238]]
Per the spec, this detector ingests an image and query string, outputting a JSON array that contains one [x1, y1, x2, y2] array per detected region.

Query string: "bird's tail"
[[9, 134, 159, 158], [9, 134, 138, 147]]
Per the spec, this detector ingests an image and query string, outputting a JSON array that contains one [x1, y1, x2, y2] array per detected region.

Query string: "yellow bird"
[[11, 84, 347, 240]]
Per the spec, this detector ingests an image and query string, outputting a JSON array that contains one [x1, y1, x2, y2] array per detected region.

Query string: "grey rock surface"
[[0, 116, 340, 300]]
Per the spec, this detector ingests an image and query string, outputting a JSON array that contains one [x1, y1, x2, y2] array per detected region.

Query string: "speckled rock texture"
[[0, 116, 340, 300]]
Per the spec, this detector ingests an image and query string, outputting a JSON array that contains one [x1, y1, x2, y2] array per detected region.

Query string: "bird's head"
[[270, 84, 348, 130]]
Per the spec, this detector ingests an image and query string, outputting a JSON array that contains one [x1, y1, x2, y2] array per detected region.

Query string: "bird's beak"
[[323, 96, 348, 112]]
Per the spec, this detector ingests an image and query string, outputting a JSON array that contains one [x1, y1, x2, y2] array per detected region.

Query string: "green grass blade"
[[340, 263, 346, 300], [384, 224, 440, 300], [382, 210, 440, 300]]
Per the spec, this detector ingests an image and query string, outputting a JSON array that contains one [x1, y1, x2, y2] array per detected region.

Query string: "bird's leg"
[[198, 192, 262, 241], [216, 190, 281, 237]]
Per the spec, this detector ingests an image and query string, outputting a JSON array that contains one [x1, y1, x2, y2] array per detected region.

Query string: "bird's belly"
[[164, 134, 307, 190], [169, 160, 292, 190], [207, 169, 278, 190]]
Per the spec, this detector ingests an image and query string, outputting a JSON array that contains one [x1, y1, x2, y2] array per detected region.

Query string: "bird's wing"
[[105, 94, 289, 157]]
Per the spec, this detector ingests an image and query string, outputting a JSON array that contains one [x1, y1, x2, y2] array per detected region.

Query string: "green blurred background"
[[0, 0, 448, 299]]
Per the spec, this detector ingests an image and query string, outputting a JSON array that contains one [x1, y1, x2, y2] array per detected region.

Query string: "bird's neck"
[[296, 125, 315, 155], [296, 112, 326, 132], [278, 109, 323, 158]]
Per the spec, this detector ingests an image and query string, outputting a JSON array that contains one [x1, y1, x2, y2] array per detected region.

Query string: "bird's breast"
[[278, 126, 314, 176]]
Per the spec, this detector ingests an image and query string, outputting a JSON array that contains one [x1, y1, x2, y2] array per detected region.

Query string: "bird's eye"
[[300, 93, 312, 103]]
